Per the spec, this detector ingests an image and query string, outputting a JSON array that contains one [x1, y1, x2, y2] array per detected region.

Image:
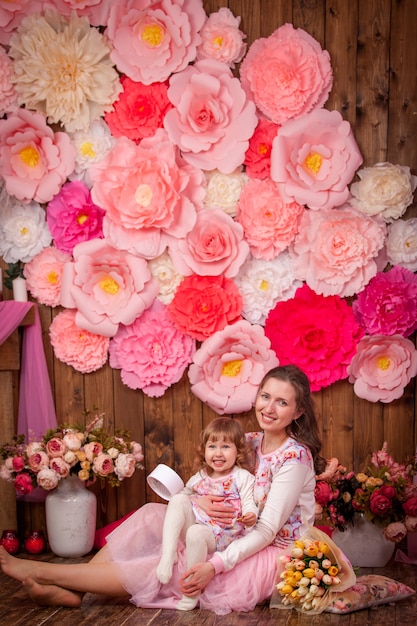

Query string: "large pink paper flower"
[[106, 0, 206, 84], [164, 59, 258, 173], [347, 334, 417, 403], [105, 76, 173, 143], [264, 284, 364, 391], [290, 205, 387, 297], [168, 274, 242, 341], [168, 207, 249, 278], [236, 177, 304, 259], [109, 300, 196, 397], [49, 309, 110, 374], [90, 130, 204, 259], [386, 218, 417, 272], [0, 108, 75, 203], [352, 266, 417, 337], [244, 119, 279, 180], [24, 246, 71, 307], [60, 238, 159, 337], [188, 319, 279, 415], [0, 0, 33, 45], [196, 7, 246, 68], [271, 108, 363, 210], [46, 180, 105, 254], [240, 23, 333, 125]]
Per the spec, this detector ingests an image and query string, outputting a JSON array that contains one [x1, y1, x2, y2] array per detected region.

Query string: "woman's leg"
[[177, 524, 216, 611], [156, 493, 195, 584]]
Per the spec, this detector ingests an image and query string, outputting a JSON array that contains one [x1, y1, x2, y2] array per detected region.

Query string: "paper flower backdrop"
[[0, 2, 416, 409]]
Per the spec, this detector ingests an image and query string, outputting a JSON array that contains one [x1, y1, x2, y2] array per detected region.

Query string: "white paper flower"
[[386, 218, 417, 272], [203, 168, 249, 218], [148, 250, 184, 305], [68, 119, 115, 188]]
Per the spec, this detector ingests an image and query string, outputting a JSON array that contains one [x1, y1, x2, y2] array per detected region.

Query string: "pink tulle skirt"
[[105, 502, 280, 615]]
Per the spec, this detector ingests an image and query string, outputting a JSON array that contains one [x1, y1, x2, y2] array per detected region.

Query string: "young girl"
[[156, 417, 257, 610]]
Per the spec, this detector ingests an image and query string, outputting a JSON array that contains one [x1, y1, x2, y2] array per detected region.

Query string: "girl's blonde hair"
[[193, 417, 253, 475]]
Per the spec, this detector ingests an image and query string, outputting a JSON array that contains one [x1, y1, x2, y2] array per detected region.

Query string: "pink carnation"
[[236, 178, 304, 259], [240, 23, 333, 125], [196, 7, 246, 68], [353, 266, 417, 337], [168, 274, 243, 341], [168, 208, 249, 278], [271, 108, 363, 210], [106, 0, 206, 84], [0, 108, 75, 203], [24, 246, 71, 307], [49, 309, 110, 373], [0, 45, 17, 114], [164, 59, 258, 173], [347, 334, 417, 403], [90, 131, 204, 259], [290, 206, 387, 297], [244, 119, 279, 180], [188, 319, 279, 415], [109, 300, 196, 397], [46, 180, 105, 254], [105, 76, 173, 143], [60, 238, 159, 337], [265, 284, 364, 391]]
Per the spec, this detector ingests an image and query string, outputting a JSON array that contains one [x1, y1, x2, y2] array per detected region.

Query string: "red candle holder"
[[0, 529, 20, 554], [24, 530, 47, 555]]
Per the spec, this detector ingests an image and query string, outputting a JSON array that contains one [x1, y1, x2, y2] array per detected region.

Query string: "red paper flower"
[[244, 119, 279, 180]]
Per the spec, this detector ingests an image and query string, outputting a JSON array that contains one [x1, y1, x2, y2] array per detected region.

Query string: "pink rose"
[[36, 467, 60, 491], [196, 7, 247, 68], [236, 178, 304, 259], [240, 23, 333, 125], [130, 442, 144, 464], [14, 472, 33, 495], [271, 108, 363, 210], [315, 481, 334, 506], [24, 246, 71, 307], [244, 119, 279, 180], [164, 59, 258, 173], [289, 206, 387, 297], [347, 334, 417, 403], [83, 442, 103, 462], [27, 451, 49, 472], [369, 489, 393, 516], [12, 456, 25, 472], [106, 0, 206, 84], [49, 457, 71, 478], [60, 238, 159, 337], [46, 180, 105, 254], [0, 108, 75, 203], [63, 432, 83, 452], [45, 437, 67, 458], [383, 522, 407, 543], [115, 453, 136, 480], [188, 319, 279, 414], [93, 453, 114, 477], [403, 496, 417, 517], [168, 208, 249, 278], [405, 516, 417, 532]]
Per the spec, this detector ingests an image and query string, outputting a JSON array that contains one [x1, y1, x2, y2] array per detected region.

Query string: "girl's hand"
[[197, 495, 235, 525], [240, 512, 257, 527], [179, 562, 215, 596]]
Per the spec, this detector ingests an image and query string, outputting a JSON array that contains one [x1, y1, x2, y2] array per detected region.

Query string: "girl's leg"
[[177, 524, 215, 611], [156, 493, 195, 584]]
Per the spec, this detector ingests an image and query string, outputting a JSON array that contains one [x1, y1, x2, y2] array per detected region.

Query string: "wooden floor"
[[1, 551, 416, 626]]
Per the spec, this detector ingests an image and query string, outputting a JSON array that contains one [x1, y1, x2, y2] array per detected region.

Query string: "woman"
[[0, 365, 325, 614]]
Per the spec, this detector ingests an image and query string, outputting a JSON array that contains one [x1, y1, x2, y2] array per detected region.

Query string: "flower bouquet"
[[270, 525, 356, 613], [0, 412, 144, 494], [315, 443, 417, 543]]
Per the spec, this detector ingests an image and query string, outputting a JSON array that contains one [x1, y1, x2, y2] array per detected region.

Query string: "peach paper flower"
[[290, 205, 387, 297], [347, 334, 417, 403], [271, 108, 363, 210], [386, 218, 417, 272], [109, 300, 196, 397], [168, 207, 249, 278], [168, 274, 243, 341], [60, 238, 159, 337], [164, 59, 258, 173], [188, 319, 279, 415], [24, 246, 71, 307], [196, 7, 247, 68], [49, 309, 110, 373], [0, 108, 75, 204], [236, 177, 304, 260], [240, 23, 333, 125], [106, 0, 206, 84], [244, 119, 279, 180]]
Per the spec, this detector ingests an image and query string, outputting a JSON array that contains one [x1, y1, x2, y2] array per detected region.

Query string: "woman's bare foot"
[[23, 578, 83, 608], [0, 546, 38, 582]]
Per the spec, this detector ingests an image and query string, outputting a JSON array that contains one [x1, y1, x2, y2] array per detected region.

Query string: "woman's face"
[[254, 377, 301, 434]]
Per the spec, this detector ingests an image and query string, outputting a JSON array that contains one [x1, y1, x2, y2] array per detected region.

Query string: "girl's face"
[[255, 377, 301, 435], [205, 437, 237, 477]]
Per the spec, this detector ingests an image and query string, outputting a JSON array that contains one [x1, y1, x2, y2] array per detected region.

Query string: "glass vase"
[[45, 475, 97, 557], [331, 514, 395, 567]]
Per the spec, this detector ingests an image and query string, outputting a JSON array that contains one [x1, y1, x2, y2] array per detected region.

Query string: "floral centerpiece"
[[315, 443, 417, 542], [0, 412, 144, 494]]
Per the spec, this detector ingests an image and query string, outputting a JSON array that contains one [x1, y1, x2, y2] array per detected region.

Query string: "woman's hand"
[[239, 512, 257, 527], [197, 495, 235, 525], [179, 562, 215, 596]]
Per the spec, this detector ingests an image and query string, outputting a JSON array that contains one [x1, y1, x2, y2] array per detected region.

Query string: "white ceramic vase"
[[45, 475, 97, 557], [331, 514, 395, 567]]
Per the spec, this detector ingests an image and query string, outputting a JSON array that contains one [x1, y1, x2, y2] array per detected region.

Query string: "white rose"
[[63, 432, 82, 451], [114, 453, 136, 480], [36, 467, 60, 491], [107, 447, 120, 459]]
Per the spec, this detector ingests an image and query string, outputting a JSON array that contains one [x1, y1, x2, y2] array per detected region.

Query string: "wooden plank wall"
[[1, 0, 416, 534]]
